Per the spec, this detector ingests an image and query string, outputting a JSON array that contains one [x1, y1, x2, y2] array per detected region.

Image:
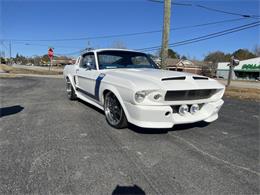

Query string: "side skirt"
[[75, 88, 104, 111]]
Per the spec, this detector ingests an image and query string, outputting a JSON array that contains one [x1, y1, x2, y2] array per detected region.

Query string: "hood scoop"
[[161, 76, 186, 81], [193, 76, 208, 80]]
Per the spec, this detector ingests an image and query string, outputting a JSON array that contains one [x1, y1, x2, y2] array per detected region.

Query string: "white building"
[[217, 57, 260, 80]]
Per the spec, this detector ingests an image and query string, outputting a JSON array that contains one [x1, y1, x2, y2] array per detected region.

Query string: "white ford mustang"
[[63, 48, 225, 129]]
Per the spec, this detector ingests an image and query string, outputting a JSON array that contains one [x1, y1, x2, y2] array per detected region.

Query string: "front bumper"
[[124, 99, 224, 128]]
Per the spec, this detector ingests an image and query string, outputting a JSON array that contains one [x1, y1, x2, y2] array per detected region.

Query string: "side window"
[[80, 53, 96, 69], [131, 56, 150, 65]]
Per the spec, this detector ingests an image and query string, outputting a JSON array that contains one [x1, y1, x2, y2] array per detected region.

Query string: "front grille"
[[165, 89, 217, 101]]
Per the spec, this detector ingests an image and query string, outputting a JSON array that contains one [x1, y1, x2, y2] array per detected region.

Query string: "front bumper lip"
[[124, 99, 224, 128]]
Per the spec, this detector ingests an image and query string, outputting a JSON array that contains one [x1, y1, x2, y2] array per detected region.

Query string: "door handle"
[[76, 69, 79, 73]]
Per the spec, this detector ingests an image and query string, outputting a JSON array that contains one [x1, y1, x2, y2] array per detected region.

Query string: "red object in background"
[[48, 48, 54, 59]]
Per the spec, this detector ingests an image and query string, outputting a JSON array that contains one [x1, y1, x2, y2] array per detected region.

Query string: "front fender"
[[100, 84, 131, 121]]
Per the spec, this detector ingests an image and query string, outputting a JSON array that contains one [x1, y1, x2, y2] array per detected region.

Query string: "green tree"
[[157, 48, 180, 59], [252, 45, 260, 57], [232, 49, 256, 60], [168, 49, 180, 59], [204, 51, 227, 63], [0, 57, 6, 64], [110, 40, 127, 49], [41, 54, 51, 64]]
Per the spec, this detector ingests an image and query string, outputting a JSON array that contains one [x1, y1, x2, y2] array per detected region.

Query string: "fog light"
[[190, 104, 199, 114], [179, 104, 188, 116]]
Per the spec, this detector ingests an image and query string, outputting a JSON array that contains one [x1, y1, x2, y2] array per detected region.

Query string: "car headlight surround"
[[134, 90, 162, 103]]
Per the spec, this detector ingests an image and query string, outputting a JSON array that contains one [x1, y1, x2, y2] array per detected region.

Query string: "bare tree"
[[253, 45, 260, 57], [110, 41, 127, 49]]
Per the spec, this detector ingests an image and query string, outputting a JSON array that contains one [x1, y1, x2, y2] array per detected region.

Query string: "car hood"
[[105, 68, 224, 91]]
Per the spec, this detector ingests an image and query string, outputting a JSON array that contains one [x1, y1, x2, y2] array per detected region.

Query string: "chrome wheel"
[[104, 92, 123, 126]]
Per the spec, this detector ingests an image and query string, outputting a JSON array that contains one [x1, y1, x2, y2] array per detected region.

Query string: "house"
[[165, 58, 204, 75]]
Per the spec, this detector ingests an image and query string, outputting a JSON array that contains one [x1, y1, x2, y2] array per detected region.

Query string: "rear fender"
[[66, 74, 77, 91]]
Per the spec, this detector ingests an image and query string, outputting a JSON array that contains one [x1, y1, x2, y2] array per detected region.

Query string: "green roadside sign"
[[241, 64, 260, 70]]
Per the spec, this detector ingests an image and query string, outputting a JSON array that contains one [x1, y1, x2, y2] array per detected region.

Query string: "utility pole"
[[161, 0, 171, 69], [9, 41, 12, 65], [227, 64, 233, 87], [227, 56, 239, 87]]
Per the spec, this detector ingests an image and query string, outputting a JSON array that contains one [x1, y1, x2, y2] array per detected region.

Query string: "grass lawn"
[[0, 64, 62, 75]]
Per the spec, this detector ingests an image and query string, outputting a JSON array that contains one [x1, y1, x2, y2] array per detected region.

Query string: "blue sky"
[[1, 0, 259, 60]]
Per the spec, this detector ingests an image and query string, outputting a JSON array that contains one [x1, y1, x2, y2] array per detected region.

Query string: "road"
[[0, 77, 259, 194]]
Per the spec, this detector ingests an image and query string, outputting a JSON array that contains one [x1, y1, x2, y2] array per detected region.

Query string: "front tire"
[[66, 78, 77, 100], [104, 92, 128, 129]]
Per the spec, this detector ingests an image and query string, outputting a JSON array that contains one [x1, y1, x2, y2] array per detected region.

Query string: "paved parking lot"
[[0, 77, 259, 194]]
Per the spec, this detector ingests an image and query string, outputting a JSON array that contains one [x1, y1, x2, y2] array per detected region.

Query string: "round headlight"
[[154, 93, 162, 100], [190, 104, 200, 114], [179, 104, 189, 116], [135, 91, 146, 103]]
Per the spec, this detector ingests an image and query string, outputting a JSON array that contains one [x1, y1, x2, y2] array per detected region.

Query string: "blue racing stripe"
[[94, 73, 106, 101]]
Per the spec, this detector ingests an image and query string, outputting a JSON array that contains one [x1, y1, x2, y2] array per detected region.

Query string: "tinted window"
[[97, 51, 157, 69]]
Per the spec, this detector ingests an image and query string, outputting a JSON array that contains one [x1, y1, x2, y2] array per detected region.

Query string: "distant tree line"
[[155, 46, 259, 62], [153, 45, 259, 77], [1, 53, 74, 66]]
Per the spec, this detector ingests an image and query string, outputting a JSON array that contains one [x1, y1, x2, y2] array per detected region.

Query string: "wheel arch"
[[101, 86, 130, 121], [65, 74, 76, 91]]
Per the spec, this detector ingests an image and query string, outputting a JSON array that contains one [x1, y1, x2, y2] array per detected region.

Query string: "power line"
[[169, 21, 260, 46], [59, 21, 260, 56], [148, 0, 260, 18], [40, 21, 260, 56], [140, 22, 260, 51], [0, 18, 252, 42], [170, 23, 260, 48], [170, 17, 251, 31], [138, 21, 260, 51], [196, 4, 260, 19], [30, 21, 260, 56]]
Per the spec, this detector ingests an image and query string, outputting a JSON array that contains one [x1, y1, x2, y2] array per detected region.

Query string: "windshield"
[[97, 50, 158, 70]]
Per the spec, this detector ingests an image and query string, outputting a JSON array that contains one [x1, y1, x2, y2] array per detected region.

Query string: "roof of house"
[[165, 58, 205, 67]]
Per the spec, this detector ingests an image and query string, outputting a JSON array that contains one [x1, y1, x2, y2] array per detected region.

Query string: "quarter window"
[[80, 53, 96, 69]]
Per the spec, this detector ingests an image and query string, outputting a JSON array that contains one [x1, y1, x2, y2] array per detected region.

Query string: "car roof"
[[81, 48, 144, 55]]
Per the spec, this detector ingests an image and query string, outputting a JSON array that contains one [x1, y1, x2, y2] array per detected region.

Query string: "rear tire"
[[104, 92, 128, 129], [66, 78, 77, 100]]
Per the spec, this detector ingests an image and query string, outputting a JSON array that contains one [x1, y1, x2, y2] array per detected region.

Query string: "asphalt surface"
[[0, 77, 259, 195]]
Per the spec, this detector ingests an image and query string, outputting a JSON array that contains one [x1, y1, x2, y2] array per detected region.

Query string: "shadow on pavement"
[[112, 185, 145, 195], [78, 99, 104, 115], [0, 105, 24, 118], [128, 121, 209, 134]]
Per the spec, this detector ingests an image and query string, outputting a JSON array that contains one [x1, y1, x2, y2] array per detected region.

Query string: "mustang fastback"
[[63, 49, 225, 129]]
